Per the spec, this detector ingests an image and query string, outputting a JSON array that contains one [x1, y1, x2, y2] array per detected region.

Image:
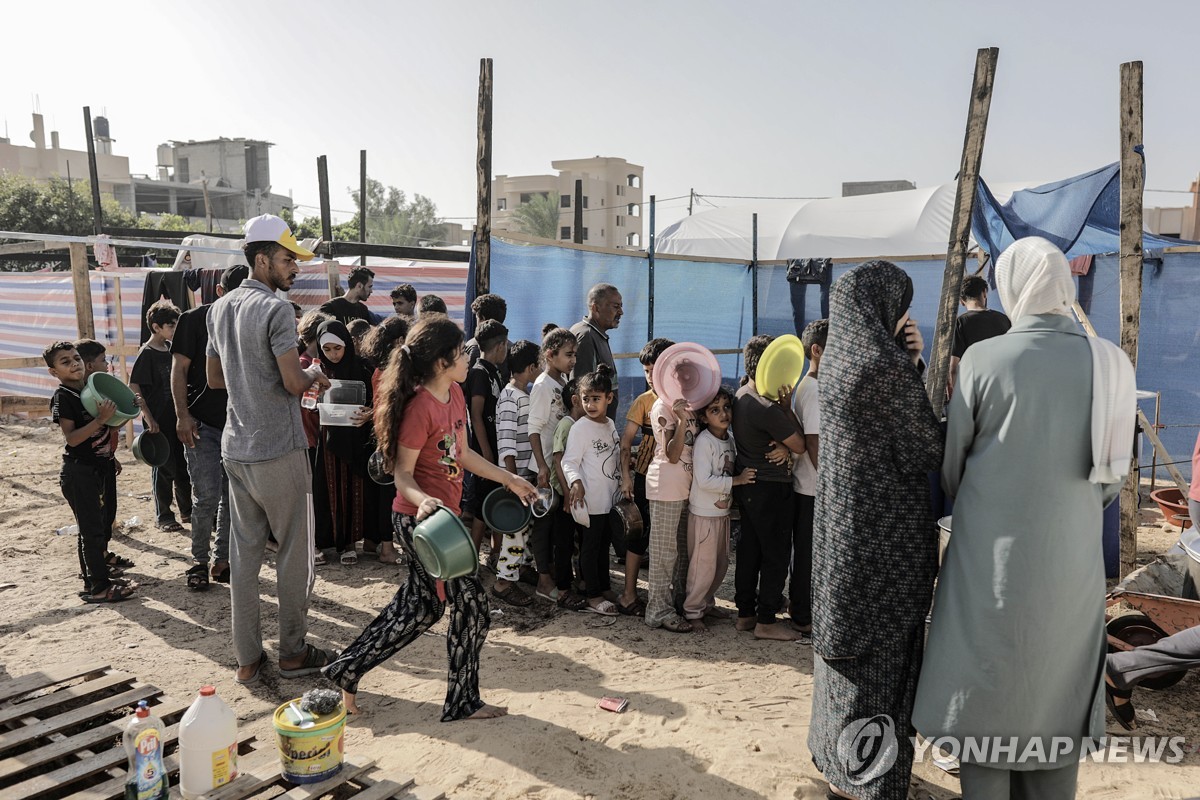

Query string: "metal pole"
[[647, 195, 655, 340], [317, 155, 333, 252], [752, 212, 759, 336], [359, 149, 368, 267]]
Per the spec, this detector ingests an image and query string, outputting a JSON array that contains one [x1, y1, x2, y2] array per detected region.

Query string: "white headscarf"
[[995, 237, 1075, 321], [995, 237, 1137, 484]]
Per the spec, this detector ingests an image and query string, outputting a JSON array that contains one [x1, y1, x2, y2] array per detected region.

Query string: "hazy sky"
[[6, 0, 1199, 232]]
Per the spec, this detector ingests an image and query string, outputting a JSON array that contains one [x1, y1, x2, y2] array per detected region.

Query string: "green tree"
[[511, 191, 560, 239], [349, 178, 447, 246]]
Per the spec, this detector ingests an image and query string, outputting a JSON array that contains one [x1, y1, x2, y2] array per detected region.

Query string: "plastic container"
[[55, 524, 79, 536], [273, 698, 346, 784], [481, 487, 531, 534], [326, 379, 366, 405], [412, 507, 478, 579], [317, 403, 363, 427], [123, 700, 169, 800], [178, 686, 239, 799], [81, 372, 141, 427], [755, 334, 806, 401], [132, 431, 171, 468]]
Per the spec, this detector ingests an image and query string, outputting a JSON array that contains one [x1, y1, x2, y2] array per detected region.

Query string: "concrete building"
[[0, 113, 134, 206], [1145, 176, 1200, 241], [842, 179, 917, 197], [492, 156, 644, 249]]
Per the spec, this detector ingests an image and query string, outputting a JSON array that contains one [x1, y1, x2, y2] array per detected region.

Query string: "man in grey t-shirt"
[[571, 283, 622, 420], [207, 214, 332, 684]]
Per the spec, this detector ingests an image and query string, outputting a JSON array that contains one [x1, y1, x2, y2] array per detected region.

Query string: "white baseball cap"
[[243, 214, 315, 261]]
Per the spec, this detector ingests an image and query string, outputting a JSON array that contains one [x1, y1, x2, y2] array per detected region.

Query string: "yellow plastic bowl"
[[755, 334, 806, 401]]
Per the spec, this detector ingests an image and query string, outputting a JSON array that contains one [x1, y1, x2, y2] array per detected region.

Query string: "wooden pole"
[[752, 212, 759, 336], [475, 57, 493, 296], [82, 107, 103, 236], [317, 155, 333, 252], [647, 195, 656, 340], [113, 276, 133, 448], [70, 242, 95, 338], [926, 47, 999, 415], [1118, 60, 1145, 579], [573, 180, 584, 244], [359, 149, 368, 267], [326, 261, 339, 300]]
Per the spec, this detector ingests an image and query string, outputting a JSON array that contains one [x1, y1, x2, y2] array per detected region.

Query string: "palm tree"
[[512, 192, 561, 240]]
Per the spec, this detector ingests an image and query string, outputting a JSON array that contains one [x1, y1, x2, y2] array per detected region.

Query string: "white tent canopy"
[[655, 181, 1034, 261]]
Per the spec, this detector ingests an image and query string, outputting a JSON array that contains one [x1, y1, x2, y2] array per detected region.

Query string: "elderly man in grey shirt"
[[207, 214, 332, 685], [571, 283, 623, 420]]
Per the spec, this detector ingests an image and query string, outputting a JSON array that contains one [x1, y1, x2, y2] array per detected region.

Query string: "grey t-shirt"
[[206, 278, 308, 463], [732, 382, 798, 483]]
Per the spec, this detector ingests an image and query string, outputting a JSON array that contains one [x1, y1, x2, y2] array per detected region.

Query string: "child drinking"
[[492, 340, 542, 606], [323, 315, 537, 719], [527, 328, 576, 601], [561, 364, 623, 616], [45, 341, 136, 602], [130, 299, 192, 533], [686, 387, 755, 631]]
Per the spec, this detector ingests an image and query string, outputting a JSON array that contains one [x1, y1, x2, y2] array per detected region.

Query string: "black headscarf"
[[316, 319, 373, 463]]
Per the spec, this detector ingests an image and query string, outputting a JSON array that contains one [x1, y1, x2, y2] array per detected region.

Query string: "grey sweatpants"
[[958, 760, 1079, 800], [224, 448, 316, 667], [1107, 624, 1200, 689]]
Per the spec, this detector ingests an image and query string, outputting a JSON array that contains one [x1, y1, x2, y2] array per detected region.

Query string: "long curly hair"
[[374, 315, 464, 469]]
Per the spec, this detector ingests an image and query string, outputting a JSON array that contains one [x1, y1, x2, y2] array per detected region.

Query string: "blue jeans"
[[184, 421, 230, 564]]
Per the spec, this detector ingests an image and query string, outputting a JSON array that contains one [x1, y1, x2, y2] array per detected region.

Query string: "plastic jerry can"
[[178, 685, 239, 798]]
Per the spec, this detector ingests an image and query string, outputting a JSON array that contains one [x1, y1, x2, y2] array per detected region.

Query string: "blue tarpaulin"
[[972, 162, 1195, 259]]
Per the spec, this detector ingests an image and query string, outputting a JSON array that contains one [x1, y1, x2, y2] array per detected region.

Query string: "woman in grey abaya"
[[808, 261, 944, 800], [913, 237, 1135, 799]]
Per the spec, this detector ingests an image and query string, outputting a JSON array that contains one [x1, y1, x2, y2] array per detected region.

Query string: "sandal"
[[186, 564, 210, 592], [584, 599, 619, 616], [156, 520, 184, 533], [313, 550, 327, 566], [234, 651, 268, 685], [211, 560, 231, 584], [616, 598, 646, 616], [278, 644, 336, 679], [557, 591, 589, 611], [105, 553, 135, 569], [659, 614, 694, 633], [518, 565, 539, 586], [84, 583, 136, 603], [491, 582, 533, 607], [1105, 680, 1137, 731], [340, 550, 358, 566]]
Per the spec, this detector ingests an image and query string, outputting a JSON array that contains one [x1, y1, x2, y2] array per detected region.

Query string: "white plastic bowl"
[[317, 403, 363, 427]]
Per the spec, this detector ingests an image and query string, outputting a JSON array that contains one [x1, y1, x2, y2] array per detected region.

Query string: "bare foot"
[[754, 621, 803, 641], [342, 690, 365, 716], [690, 618, 708, 633], [465, 703, 508, 720], [736, 616, 757, 632], [536, 577, 557, 597], [601, 589, 618, 603], [377, 542, 399, 564]]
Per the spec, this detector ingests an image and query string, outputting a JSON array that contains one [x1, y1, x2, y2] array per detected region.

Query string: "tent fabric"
[[655, 182, 1033, 261], [971, 163, 1194, 259], [170, 234, 248, 271]]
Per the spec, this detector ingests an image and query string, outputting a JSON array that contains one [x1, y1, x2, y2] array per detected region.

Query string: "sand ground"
[[1, 419, 1197, 799]]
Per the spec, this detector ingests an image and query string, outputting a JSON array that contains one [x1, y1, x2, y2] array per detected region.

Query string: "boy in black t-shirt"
[[75, 338, 132, 570], [465, 319, 508, 561], [130, 299, 192, 532], [46, 341, 136, 602]]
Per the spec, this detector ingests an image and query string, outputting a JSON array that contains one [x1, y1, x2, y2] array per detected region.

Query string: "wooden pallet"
[[0, 663, 444, 800]]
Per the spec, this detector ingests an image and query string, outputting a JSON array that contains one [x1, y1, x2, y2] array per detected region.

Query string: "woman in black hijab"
[[807, 261, 944, 800], [313, 319, 378, 564]]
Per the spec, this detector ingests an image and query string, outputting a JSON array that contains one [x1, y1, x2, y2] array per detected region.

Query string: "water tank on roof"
[[94, 116, 110, 139]]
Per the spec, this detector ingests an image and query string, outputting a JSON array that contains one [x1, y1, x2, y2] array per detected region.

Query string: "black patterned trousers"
[[324, 512, 490, 721]]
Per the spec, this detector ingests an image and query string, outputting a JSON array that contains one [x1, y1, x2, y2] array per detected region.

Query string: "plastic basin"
[[412, 508, 477, 579], [132, 430, 171, 467], [755, 335, 806, 401], [482, 487, 531, 535], [81, 372, 140, 426], [1150, 487, 1192, 530]]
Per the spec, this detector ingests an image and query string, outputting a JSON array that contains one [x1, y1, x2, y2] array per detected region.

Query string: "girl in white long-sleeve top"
[[686, 387, 755, 631]]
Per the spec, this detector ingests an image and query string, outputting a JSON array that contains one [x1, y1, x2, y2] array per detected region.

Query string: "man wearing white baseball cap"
[[206, 214, 333, 684]]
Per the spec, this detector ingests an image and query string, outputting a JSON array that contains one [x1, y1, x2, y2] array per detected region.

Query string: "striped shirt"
[[496, 384, 534, 476]]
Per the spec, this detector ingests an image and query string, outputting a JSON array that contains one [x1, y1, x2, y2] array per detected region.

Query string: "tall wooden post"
[[82, 107, 103, 235], [647, 195, 656, 340], [70, 242, 95, 338], [359, 149, 368, 266], [1118, 60, 1145, 578], [926, 47, 999, 416], [752, 212, 759, 336], [475, 57, 493, 296], [317, 156, 333, 250], [573, 180, 584, 244]]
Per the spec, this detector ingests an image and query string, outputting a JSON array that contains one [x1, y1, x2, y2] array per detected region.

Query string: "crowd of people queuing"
[[44, 213, 1200, 799]]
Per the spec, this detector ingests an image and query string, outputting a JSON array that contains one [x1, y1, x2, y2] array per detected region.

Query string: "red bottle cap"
[[199, 686, 216, 696]]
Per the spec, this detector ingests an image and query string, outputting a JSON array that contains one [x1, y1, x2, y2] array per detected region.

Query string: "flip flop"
[[234, 651, 268, 685], [340, 550, 358, 566], [535, 588, 560, 602], [616, 598, 645, 616], [83, 583, 136, 604], [1105, 682, 1137, 731], [557, 591, 589, 612], [186, 564, 210, 592], [313, 551, 327, 567], [105, 553, 135, 569], [278, 644, 336, 679], [584, 600, 618, 617], [659, 614, 694, 633], [491, 582, 533, 607], [156, 521, 184, 533]]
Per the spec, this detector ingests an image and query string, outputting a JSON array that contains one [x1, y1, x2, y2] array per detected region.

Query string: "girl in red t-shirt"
[[323, 315, 536, 720]]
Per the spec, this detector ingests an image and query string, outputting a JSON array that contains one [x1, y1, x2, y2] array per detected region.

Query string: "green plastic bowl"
[[481, 487, 531, 535], [81, 372, 140, 427], [412, 508, 478, 579], [132, 430, 170, 467]]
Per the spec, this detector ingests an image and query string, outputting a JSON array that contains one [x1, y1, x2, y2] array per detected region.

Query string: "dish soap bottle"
[[179, 685, 239, 798], [123, 700, 169, 800]]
